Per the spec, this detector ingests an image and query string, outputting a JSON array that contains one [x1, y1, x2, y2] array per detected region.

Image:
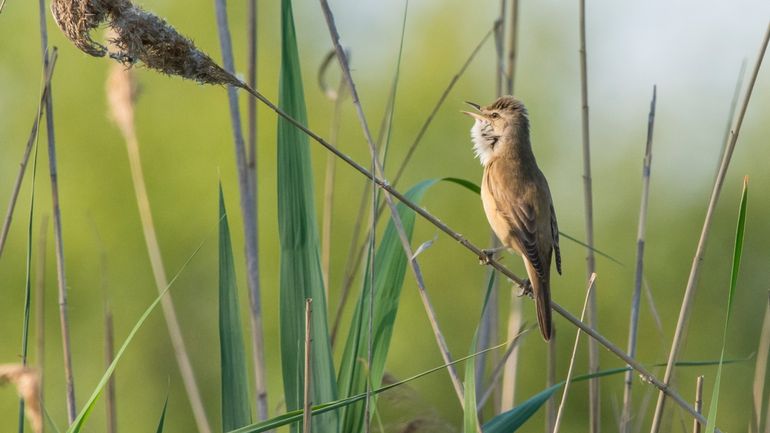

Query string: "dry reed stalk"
[[649, 22, 770, 433], [553, 273, 596, 433], [303, 299, 313, 433], [621, 86, 657, 433], [38, 0, 76, 421], [317, 0, 470, 415], [211, 0, 269, 421], [106, 61, 212, 433], [578, 1, 600, 431], [694, 376, 704, 433], [546, 328, 557, 433], [1, 365, 42, 433], [246, 0, 258, 200]]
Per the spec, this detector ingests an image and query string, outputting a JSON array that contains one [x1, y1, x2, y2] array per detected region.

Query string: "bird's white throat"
[[470, 119, 495, 166]]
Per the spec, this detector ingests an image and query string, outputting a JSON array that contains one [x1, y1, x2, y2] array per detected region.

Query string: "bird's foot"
[[479, 249, 497, 265], [516, 280, 534, 299]]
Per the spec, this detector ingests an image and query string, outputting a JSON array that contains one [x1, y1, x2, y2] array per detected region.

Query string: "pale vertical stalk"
[[476, 325, 530, 410], [107, 64, 212, 433], [37, 0, 76, 420], [321, 88, 344, 296], [752, 297, 770, 433], [246, 0, 257, 200], [501, 0, 523, 412], [495, 0, 506, 96], [546, 329, 557, 433], [104, 307, 116, 433], [578, 1, 600, 431], [553, 274, 596, 433], [649, 23, 769, 433], [302, 299, 313, 433], [693, 376, 704, 433], [213, 0, 269, 421], [620, 86, 657, 433], [500, 297, 522, 411], [34, 216, 47, 433], [243, 84, 722, 430]]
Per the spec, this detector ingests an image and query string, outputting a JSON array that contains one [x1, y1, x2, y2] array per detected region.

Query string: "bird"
[[463, 96, 561, 341]]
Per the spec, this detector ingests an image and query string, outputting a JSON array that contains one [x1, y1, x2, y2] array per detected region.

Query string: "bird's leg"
[[516, 279, 534, 298], [479, 245, 507, 264]]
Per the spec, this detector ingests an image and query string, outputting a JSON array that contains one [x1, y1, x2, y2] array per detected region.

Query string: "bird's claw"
[[516, 280, 534, 299], [479, 249, 497, 265]]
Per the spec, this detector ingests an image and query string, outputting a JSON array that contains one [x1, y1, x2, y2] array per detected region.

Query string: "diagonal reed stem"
[[213, 0, 269, 422], [554, 273, 596, 433], [649, 22, 770, 433], [621, 85, 657, 433]]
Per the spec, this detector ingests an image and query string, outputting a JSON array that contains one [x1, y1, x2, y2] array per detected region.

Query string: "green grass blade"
[[219, 185, 253, 430], [65, 240, 207, 433], [155, 393, 169, 433], [338, 179, 436, 433], [705, 176, 748, 433], [464, 273, 495, 433], [278, 0, 337, 431]]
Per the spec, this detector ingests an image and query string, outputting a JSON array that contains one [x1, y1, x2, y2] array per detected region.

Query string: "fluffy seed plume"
[[52, 0, 243, 87], [0, 364, 42, 433]]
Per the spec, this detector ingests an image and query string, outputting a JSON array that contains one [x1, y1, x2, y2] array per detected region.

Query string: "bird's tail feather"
[[525, 260, 552, 341]]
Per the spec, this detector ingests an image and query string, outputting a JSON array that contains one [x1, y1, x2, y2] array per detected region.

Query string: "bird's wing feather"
[[550, 202, 562, 275]]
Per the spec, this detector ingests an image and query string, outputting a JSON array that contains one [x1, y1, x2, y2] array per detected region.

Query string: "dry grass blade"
[[1, 365, 42, 433], [578, 0, 600, 431], [317, 0, 468, 410], [553, 273, 596, 433], [505, 0, 519, 94], [246, 0, 258, 201], [694, 376, 704, 433], [621, 85, 657, 433], [546, 330, 557, 433], [106, 61, 212, 433], [0, 51, 57, 260], [649, 22, 770, 433]]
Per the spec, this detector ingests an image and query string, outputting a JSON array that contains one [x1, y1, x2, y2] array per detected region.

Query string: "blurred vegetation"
[[1, 1, 769, 432]]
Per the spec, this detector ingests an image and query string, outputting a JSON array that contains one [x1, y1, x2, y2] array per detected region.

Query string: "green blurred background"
[[1, 0, 769, 431]]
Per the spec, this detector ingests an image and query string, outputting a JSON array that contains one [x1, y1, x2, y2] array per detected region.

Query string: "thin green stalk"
[[650, 22, 770, 433], [35, 215, 48, 433]]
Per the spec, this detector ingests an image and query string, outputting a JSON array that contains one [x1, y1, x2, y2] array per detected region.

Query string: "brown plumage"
[[463, 96, 561, 340]]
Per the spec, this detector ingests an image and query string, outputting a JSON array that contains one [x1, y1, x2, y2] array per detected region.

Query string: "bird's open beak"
[[462, 101, 485, 121]]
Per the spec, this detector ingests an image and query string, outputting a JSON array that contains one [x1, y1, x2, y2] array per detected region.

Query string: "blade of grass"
[[650, 23, 770, 433], [621, 85, 657, 433], [302, 299, 313, 433], [212, 0, 268, 422], [65, 238, 209, 433], [278, 2, 338, 431], [704, 176, 748, 433], [106, 61, 212, 433], [464, 273, 497, 433], [155, 392, 169, 433], [34, 215, 48, 433], [553, 273, 596, 433], [219, 185, 253, 431], [337, 179, 435, 433]]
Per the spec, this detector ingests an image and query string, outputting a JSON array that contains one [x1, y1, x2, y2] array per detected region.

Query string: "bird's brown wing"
[[550, 201, 562, 275], [485, 166, 549, 279]]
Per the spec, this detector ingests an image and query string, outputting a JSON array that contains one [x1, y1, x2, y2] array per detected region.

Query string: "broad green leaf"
[[338, 179, 436, 433], [66, 241, 207, 432], [155, 393, 169, 433], [219, 185, 252, 430], [705, 176, 748, 433], [278, 0, 337, 431]]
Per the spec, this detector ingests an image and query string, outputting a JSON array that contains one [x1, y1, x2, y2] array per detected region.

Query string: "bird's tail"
[[525, 261, 552, 341]]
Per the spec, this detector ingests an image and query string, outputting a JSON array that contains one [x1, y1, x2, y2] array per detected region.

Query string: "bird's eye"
[[490, 112, 500, 119]]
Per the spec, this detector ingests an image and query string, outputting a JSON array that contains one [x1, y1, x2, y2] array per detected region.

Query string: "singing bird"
[[463, 96, 561, 340]]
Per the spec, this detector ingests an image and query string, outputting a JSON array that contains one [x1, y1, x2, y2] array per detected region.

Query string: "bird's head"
[[462, 96, 529, 166]]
